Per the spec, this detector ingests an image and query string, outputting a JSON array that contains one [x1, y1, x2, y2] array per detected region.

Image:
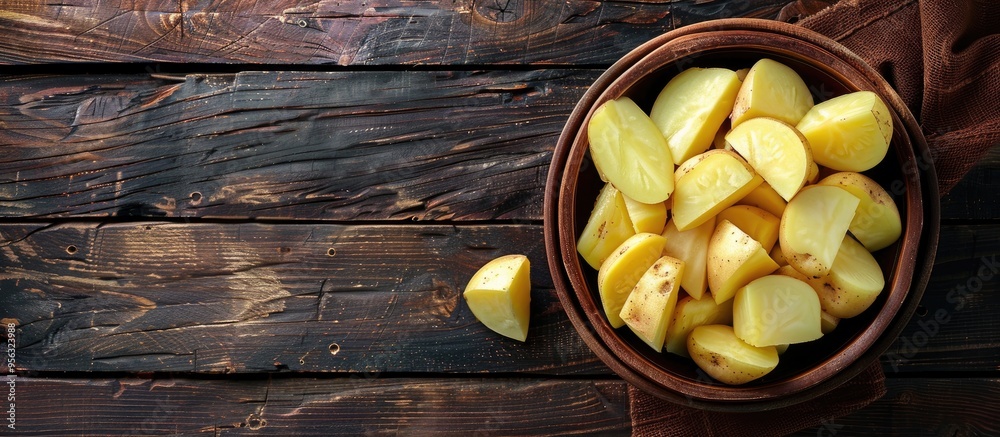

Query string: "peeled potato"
[[707, 220, 780, 305], [818, 172, 902, 251], [688, 324, 779, 385], [796, 91, 892, 172], [588, 97, 675, 203], [464, 255, 532, 342], [650, 67, 742, 164], [733, 275, 823, 347], [661, 216, 715, 300], [620, 256, 685, 351], [817, 235, 886, 318], [597, 233, 667, 328], [779, 185, 860, 278], [737, 181, 786, 218], [672, 150, 763, 231], [623, 195, 668, 235], [716, 205, 780, 252], [664, 295, 734, 357], [725, 117, 814, 201], [730, 58, 814, 127], [577, 183, 636, 270]]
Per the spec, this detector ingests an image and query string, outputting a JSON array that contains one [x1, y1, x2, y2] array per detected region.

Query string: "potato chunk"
[[733, 275, 823, 347], [597, 233, 667, 328], [796, 91, 892, 172], [725, 117, 815, 201], [661, 217, 715, 300], [672, 150, 763, 231], [707, 220, 780, 304], [650, 67, 742, 164], [818, 172, 902, 251], [779, 185, 860, 278], [730, 58, 814, 127], [577, 183, 636, 270], [737, 181, 786, 218], [688, 324, 779, 385], [716, 205, 780, 252], [620, 256, 685, 351], [623, 195, 668, 235], [664, 295, 734, 357], [464, 255, 532, 342], [588, 97, 675, 203], [817, 235, 886, 318]]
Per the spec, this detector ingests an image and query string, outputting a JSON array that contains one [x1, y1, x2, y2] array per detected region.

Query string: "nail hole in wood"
[[66, 245, 78, 254], [246, 414, 266, 430], [329, 343, 340, 355], [191, 191, 202, 202], [327, 248, 336, 257]]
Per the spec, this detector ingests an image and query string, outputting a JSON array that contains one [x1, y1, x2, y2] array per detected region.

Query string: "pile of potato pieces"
[[579, 58, 902, 385]]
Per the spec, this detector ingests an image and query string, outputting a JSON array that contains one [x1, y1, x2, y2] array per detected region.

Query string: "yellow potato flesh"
[[725, 117, 814, 201], [730, 58, 814, 127], [620, 256, 685, 351], [818, 172, 902, 251], [664, 295, 734, 357], [661, 217, 715, 300], [588, 97, 675, 204], [623, 195, 667, 235], [770, 243, 789, 267], [820, 235, 885, 318], [688, 324, 779, 385], [597, 233, 667, 328], [796, 91, 892, 172], [707, 220, 780, 305], [733, 275, 822, 347], [650, 68, 742, 164], [672, 150, 763, 231], [716, 205, 780, 252], [464, 255, 531, 342], [779, 185, 860, 278], [577, 183, 635, 270], [737, 181, 786, 218], [821, 311, 840, 334]]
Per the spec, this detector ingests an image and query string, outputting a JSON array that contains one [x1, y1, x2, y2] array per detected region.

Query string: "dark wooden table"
[[0, 1, 997, 435]]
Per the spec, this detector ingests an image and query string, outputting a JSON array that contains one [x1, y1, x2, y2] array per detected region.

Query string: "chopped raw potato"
[[650, 68, 742, 164], [730, 58, 814, 127], [577, 183, 635, 270], [707, 220, 780, 304], [620, 256, 685, 351], [733, 275, 823, 347], [796, 91, 892, 172], [818, 172, 902, 251], [779, 185, 860, 278], [597, 233, 667, 328], [688, 324, 779, 385], [464, 255, 532, 342], [672, 150, 763, 231], [725, 117, 815, 201], [589, 97, 675, 203], [661, 217, 715, 300]]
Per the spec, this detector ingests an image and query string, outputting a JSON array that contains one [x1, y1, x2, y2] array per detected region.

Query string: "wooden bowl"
[[543, 19, 940, 411]]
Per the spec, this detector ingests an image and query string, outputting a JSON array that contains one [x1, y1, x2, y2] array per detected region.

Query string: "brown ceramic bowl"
[[543, 19, 940, 411]]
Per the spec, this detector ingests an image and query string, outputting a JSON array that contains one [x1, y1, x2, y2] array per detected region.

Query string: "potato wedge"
[[730, 58, 814, 127], [818, 235, 885, 318], [577, 183, 635, 269], [737, 181, 786, 218], [796, 91, 892, 172], [707, 220, 780, 304], [672, 150, 763, 231], [725, 117, 814, 201], [716, 205, 780, 252], [661, 217, 715, 300], [779, 185, 860, 278], [623, 195, 668, 235], [733, 275, 823, 347], [688, 324, 779, 385], [620, 256, 685, 351], [650, 68, 742, 164], [464, 255, 532, 342], [597, 233, 667, 328], [588, 97, 675, 203], [818, 172, 902, 251], [664, 295, 734, 357]]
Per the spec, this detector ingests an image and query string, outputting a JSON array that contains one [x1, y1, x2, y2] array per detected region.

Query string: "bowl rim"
[[543, 18, 941, 411]]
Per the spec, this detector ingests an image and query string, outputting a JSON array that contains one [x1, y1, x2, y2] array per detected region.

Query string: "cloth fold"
[[630, 0, 999, 435]]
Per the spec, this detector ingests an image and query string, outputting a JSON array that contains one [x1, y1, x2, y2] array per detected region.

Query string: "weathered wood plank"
[[0, 0, 803, 66], [1, 222, 997, 375], [0, 70, 594, 220], [9, 376, 998, 436], [940, 144, 1000, 221], [1, 222, 604, 374]]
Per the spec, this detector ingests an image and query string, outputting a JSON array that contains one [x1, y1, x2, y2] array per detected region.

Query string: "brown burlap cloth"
[[630, 0, 1000, 435]]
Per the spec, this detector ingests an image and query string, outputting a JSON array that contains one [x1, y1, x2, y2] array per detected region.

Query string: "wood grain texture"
[[940, 144, 1000, 221], [0, 0, 800, 66], [0, 70, 594, 221], [2, 222, 996, 375], [1, 222, 604, 374], [10, 376, 998, 436]]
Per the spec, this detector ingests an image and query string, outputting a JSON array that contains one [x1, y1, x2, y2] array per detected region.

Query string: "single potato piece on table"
[[796, 91, 893, 172], [725, 116, 815, 201], [779, 185, 860, 278], [623, 195, 668, 235], [733, 275, 823, 347], [649, 67, 742, 164], [672, 150, 763, 231], [464, 254, 532, 342], [588, 97, 675, 204], [707, 220, 780, 305], [737, 181, 786, 218], [597, 233, 667, 328], [664, 295, 734, 357], [818, 172, 902, 251], [661, 217, 715, 300], [620, 256, 685, 351], [716, 205, 780, 252], [688, 324, 779, 385], [730, 58, 814, 127], [577, 183, 635, 269]]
